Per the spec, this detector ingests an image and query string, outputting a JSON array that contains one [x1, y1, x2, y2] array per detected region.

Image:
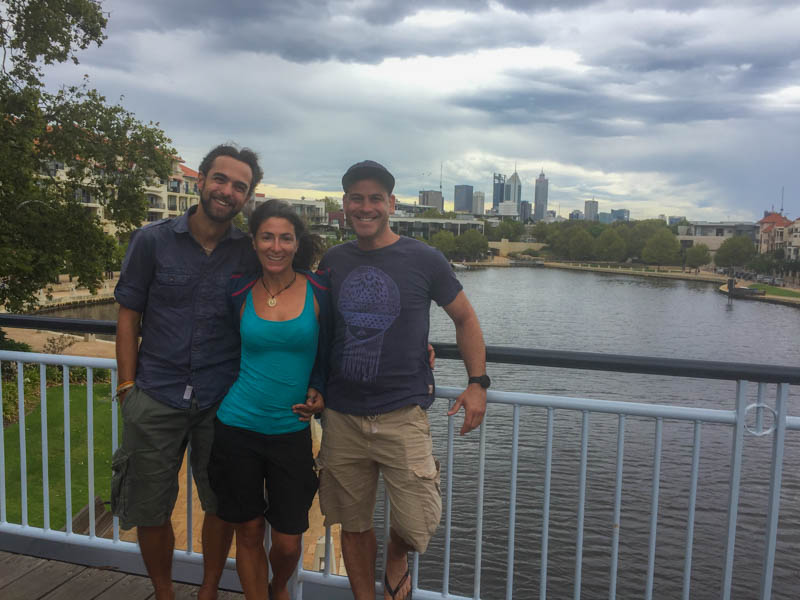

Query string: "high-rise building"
[[534, 169, 549, 221], [419, 190, 443, 212], [610, 208, 630, 222], [569, 209, 584, 220], [599, 212, 612, 224], [454, 185, 473, 212], [520, 200, 532, 222], [507, 171, 522, 210], [492, 173, 505, 209], [584, 199, 598, 222], [473, 191, 485, 215]]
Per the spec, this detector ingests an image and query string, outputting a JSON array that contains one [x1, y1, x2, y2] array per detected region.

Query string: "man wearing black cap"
[[317, 160, 488, 600]]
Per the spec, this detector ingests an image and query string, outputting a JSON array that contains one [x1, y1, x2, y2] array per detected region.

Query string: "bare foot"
[[384, 556, 410, 600]]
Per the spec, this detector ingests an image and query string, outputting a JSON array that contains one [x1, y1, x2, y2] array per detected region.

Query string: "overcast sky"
[[45, 0, 800, 220]]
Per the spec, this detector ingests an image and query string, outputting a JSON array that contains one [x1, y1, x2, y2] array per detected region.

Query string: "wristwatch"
[[468, 374, 491, 389]]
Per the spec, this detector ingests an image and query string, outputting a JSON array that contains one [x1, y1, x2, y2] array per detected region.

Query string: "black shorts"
[[208, 419, 318, 535]]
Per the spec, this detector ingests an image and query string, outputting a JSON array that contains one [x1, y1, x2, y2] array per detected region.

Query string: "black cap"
[[342, 160, 395, 194]]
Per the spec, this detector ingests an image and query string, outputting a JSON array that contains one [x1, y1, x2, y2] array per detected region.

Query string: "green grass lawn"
[[749, 284, 800, 298], [2, 382, 116, 530]]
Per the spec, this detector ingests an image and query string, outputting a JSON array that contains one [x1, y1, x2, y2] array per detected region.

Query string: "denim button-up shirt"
[[115, 206, 258, 410]]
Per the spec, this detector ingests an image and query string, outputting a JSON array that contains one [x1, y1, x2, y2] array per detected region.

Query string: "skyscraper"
[[507, 170, 522, 210], [533, 169, 548, 221], [585, 198, 598, 221], [473, 191, 485, 215], [419, 190, 443, 212], [610, 208, 630, 222], [454, 185, 474, 212], [520, 200, 532, 222], [492, 173, 505, 210]]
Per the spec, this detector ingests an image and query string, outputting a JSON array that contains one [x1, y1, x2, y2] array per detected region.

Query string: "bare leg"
[[138, 522, 175, 600], [384, 528, 413, 600], [199, 512, 235, 600], [268, 529, 302, 600], [341, 529, 378, 600], [234, 516, 268, 600]]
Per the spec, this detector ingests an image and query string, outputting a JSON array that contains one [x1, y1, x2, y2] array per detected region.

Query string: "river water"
[[46, 267, 800, 599]]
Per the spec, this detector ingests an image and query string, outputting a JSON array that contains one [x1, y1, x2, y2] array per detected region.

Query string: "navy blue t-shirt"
[[319, 236, 462, 415]]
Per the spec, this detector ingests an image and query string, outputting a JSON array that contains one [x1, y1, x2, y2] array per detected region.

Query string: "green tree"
[[641, 229, 681, 269], [594, 229, 626, 262], [322, 196, 341, 213], [1, 0, 174, 311], [489, 219, 525, 242], [685, 244, 711, 272], [714, 236, 756, 269], [531, 222, 549, 242], [568, 229, 594, 260], [626, 219, 670, 260], [430, 230, 457, 259], [455, 229, 488, 260], [419, 207, 442, 218]]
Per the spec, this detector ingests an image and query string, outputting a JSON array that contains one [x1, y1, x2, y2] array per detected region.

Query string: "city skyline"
[[42, 1, 799, 222]]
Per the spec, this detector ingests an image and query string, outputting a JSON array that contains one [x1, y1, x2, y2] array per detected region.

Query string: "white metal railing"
[[1, 349, 797, 599]]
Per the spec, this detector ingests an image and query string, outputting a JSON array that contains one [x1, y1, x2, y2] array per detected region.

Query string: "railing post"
[[682, 421, 702, 600], [505, 404, 520, 600], [443, 398, 456, 596], [87, 367, 95, 538], [18, 362, 28, 527], [574, 411, 590, 600], [759, 383, 788, 600], [609, 414, 625, 600], [40, 364, 50, 531], [540, 407, 554, 600], [473, 415, 487, 600], [63, 365, 72, 534], [721, 381, 747, 599], [645, 418, 663, 600]]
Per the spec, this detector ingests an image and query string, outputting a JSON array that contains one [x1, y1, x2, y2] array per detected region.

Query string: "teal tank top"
[[217, 280, 319, 435]]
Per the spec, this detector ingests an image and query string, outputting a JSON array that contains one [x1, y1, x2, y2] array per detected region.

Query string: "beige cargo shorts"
[[317, 405, 442, 553]]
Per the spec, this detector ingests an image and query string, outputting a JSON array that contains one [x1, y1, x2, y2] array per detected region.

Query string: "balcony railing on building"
[[0, 315, 798, 600]]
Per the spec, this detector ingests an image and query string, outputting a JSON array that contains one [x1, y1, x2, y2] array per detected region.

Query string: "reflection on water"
[[46, 268, 800, 598]]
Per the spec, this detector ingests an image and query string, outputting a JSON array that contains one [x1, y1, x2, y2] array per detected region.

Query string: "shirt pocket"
[[152, 268, 194, 306]]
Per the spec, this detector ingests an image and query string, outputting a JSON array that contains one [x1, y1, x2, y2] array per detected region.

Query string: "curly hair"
[[198, 144, 263, 198]]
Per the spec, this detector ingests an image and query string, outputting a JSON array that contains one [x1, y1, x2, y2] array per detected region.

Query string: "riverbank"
[[716, 283, 800, 308]]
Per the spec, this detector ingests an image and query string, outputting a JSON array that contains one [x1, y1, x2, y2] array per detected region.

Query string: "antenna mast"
[[439, 162, 442, 193]]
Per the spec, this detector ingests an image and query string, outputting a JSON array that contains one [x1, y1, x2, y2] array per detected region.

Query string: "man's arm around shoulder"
[[442, 290, 487, 435]]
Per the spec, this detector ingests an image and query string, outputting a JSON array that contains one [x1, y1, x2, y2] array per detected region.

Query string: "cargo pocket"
[[110, 448, 130, 518], [412, 456, 442, 539]]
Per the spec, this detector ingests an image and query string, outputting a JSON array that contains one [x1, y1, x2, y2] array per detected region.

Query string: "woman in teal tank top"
[[208, 200, 329, 600]]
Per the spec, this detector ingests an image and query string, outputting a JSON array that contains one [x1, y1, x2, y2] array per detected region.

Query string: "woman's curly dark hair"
[[249, 199, 324, 271]]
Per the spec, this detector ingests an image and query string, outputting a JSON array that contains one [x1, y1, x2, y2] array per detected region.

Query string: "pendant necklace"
[[261, 271, 296, 307]]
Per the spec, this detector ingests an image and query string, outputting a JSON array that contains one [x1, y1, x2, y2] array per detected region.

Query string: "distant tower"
[[507, 170, 522, 210], [585, 198, 598, 222], [473, 191, 485, 215], [492, 173, 505, 210], [454, 185, 474, 212], [533, 169, 549, 221]]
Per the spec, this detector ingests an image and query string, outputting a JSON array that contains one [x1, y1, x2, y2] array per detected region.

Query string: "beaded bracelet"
[[115, 381, 134, 400]]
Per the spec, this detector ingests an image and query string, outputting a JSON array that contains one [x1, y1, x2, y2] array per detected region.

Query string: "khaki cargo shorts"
[[110, 385, 218, 530], [317, 405, 442, 553]]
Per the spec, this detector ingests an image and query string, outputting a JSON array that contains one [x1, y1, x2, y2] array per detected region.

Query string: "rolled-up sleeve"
[[115, 228, 155, 313]]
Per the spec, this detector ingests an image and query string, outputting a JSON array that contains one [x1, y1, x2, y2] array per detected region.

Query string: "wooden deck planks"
[[0, 550, 44, 588], [40, 566, 125, 599], [0, 553, 246, 599], [1, 559, 84, 600], [93, 573, 155, 600]]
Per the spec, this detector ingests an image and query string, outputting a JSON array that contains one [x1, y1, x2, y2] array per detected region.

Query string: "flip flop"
[[384, 567, 411, 599]]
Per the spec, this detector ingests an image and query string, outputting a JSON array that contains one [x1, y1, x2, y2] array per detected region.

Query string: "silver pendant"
[[268, 297, 277, 307]]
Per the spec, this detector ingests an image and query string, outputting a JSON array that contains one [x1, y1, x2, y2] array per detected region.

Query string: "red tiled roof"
[[762, 224, 775, 233], [758, 212, 792, 227], [178, 164, 199, 178]]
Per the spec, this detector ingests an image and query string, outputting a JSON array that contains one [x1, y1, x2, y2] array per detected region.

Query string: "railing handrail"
[[2, 314, 798, 385]]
